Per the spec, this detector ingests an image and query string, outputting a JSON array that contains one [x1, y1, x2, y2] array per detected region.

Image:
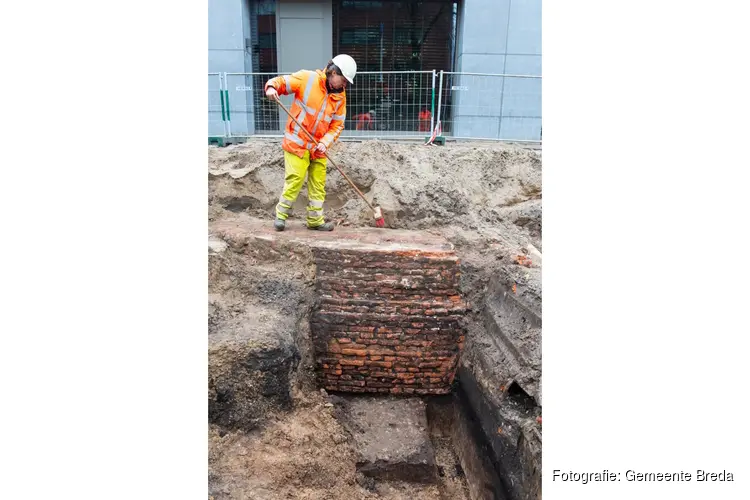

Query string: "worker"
[[264, 54, 357, 231], [418, 108, 432, 132], [354, 110, 376, 131]]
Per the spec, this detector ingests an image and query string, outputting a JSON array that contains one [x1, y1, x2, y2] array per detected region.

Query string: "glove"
[[315, 142, 327, 154], [265, 87, 279, 101]]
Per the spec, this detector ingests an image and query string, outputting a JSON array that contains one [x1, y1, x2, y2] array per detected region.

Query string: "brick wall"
[[310, 246, 468, 395]]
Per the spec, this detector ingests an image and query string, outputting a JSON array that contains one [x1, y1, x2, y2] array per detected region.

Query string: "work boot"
[[307, 221, 334, 231], [274, 218, 286, 231]]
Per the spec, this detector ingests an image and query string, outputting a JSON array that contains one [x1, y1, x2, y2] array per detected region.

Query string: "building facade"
[[208, 0, 541, 141]]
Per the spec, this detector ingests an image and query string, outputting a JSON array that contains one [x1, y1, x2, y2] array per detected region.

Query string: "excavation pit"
[[208, 140, 543, 500]]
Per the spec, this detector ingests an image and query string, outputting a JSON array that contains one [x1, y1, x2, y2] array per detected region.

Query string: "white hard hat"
[[331, 54, 357, 84]]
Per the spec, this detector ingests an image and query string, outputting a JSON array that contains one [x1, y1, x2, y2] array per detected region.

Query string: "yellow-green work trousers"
[[275, 150, 327, 228]]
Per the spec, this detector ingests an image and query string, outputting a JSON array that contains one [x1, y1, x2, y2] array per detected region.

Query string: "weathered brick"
[[419, 361, 443, 368], [366, 381, 393, 388], [395, 350, 421, 357], [340, 358, 365, 367], [338, 380, 366, 387], [376, 339, 400, 346], [432, 350, 455, 357], [341, 348, 367, 357], [367, 348, 396, 356], [367, 360, 393, 369]]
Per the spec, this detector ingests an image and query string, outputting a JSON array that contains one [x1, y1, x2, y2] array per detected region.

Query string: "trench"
[[426, 391, 516, 500], [209, 139, 543, 499], [208, 238, 540, 500]]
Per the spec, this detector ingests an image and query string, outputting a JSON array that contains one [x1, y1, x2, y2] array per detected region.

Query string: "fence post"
[[430, 70, 436, 133], [223, 73, 232, 137], [435, 70, 444, 135], [218, 73, 228, 138]]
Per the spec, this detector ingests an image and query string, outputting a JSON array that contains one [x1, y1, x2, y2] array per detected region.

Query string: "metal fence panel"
[[340, 71, 436, 139], [222, 70, 436, 139], [208, 73, 226, 137], [436, 72, 541, 142], [211, 70, 541, 143], [225, 72, 282, 137]]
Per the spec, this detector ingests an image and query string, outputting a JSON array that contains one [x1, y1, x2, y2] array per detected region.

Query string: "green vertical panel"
[[224, 90, 231, 121], [431, 85, 435, 119], [220, 88, 226, 121]]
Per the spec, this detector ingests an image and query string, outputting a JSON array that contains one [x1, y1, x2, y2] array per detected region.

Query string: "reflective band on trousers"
[[307, 209, 323, 218], [309, 199, 324, 208], [277, 195, 294, 214]]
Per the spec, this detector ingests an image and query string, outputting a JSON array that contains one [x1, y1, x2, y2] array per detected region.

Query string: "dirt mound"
[[209, 139, 541, 237]]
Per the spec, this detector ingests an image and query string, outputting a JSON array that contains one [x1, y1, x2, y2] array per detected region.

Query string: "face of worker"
[[328, 72, 348, 91]]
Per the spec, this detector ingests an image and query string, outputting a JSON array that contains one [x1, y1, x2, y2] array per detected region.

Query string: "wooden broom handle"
[[274, 97, 376, 212]]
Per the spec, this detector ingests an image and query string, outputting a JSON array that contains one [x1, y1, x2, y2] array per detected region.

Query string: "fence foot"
[[424, 135, 446, 146], [208, 137, 247, 147]]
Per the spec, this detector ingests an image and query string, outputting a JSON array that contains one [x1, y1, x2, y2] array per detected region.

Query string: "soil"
[[209, 389, 464, 500], [208, 138, 542, 500]]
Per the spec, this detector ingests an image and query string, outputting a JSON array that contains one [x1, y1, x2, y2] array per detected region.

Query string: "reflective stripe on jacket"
[[265, 69, 347, 159]]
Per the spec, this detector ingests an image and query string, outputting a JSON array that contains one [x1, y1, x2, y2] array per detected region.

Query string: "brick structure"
[[311, 246, 468, 395]]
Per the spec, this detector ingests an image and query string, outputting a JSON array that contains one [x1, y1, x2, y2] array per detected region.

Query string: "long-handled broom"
[[273, 97, 386, 228]]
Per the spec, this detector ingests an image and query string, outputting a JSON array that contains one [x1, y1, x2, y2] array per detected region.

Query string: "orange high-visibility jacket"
[[265, 69, 347, 159]]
